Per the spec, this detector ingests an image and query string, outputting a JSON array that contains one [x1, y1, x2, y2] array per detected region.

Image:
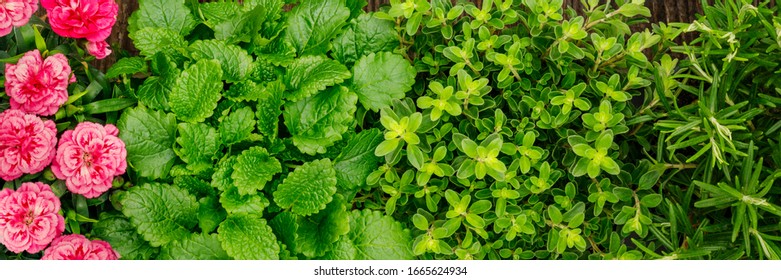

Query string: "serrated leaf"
[[256, 81, 285, 138], [129, 0, 197, 35], [285, 0, 350, 55], [351, 52, 416, 111], [212, 157, 238, 192], [175, 123, 220, 174], [232, 147, 282, 195], [284, 86, 357, 155], [91, 213, 158, 260], [121, 183, 199, 247], [106, 57, 148, 79], [198, 196, 227, 234], [170, 59, 224, 123], [225, 80, 266, 102], [174, 176, 216, 198], [214, 5, 270, 44], [273, 159, 337, 216], [218, 214, 280, 260], [118, 107, 178, 179], [334, 129, 384, 189], [332, 13, 398, 64], [219, 106, 256, 145], [199, 2, 242, 27], [188, 40, 254, 82], [270, 212, 299, 253], [296, 194, 349, 258], [137, 56, 179, 111], [284, 56, 351, 101], [220, 186, 268, 215], [130, 27, 188, 58], [158, 233, 231, 260], [324, 210, 414, 260]]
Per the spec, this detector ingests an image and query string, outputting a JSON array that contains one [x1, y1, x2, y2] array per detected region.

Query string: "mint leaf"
[[334, 129, 384, 189], [285, 0, 350, 55], [170, 59, 224, 123], [188, 40, 254, 82], [273, 159, 337, 216], [219, 187, 269, 215], [199, 2, 242, 27], [284, 56, 351, 101], [174, 176, 216, 198], [121, 183, 199, 247], [130, 27, 188, 58], [218, 214, 280, 260], [270, 212, 299, 253], [284, 86, 358, 155], [324, 210, 414, 260], [219, 106, 256, 146], [256, 81, 285, 138], [106, 57, 148, 79], [296, 194, 349, 258], [91, 213, 158, 260], [198, 196, 226, 234], [118, 107, 178, 179], [332, 14, 398, 64], [214, 5, 269, 44], [159, 233, 231, 260], [137, 54, 179, 111], [225, 80, 266, 102], [351, 52, 416, 111], [175, 123, 220, 174], [232, 147, 282, 195], [212, 157, 238, 192], [129, 0, 197, 35]]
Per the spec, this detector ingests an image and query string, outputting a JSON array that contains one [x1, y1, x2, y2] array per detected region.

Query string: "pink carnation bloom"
[[0, 0, 38, 37], [41, 0, 118, 42], [0, 109, 58, 181], [51, 122, 126, 199], [0, 182, 65, 254], [86, 40, 111, 59], [5, 49, 76, 116], [42, 234, 119, 260]]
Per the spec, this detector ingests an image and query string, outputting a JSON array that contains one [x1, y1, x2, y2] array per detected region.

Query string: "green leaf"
[[188, 40, 254, 82], [640, 194, 663, 208], [218, 214, 280, 260], [332, 13, 398, 64], [256, 81, 285, 138], [121, 183, 199, 247], [232, 147, 282, 195], [285, 0, 350, 55], [170, 59, 224, 123], [324, 210, 414, 260], [219, 106, 256, 146], [129, 0, 197, 35], [130, 28, 188, 58], [225, 80, 266, 102], [198, 196, 226, 234], [638, 169, 661, 190], [174, 176, 216, 198], [212, 157, 238, 192], [284, 56, 351, 101], [91, 213, 158, 260], [118, 107, 178, 179], [270, 211, 299, 253], [334, 129, 384, 189], [273, 159, 338, 216], [106, 57, 148, 79], [137, 53, 179, 111], [158, 233, 231, 260], [284, 86, 358, 155], [220, 187, 268, 215], [175, 123, 220, 173], [351, 52, 416, 111], [214, 5, 270, 44], [199, 2, 242, 27], [296, 194, 350, 258]]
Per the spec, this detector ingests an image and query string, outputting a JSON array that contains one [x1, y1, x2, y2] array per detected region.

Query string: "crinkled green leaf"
[[350, 52, 416, 111], [158, 233, 231, 260], [214, 5, 269, 44], [137, 56, 178, 111], [270, 212, 299, 254], [256, 81, 285, 138], [174, 176, 216, 199], [220, 187, 268, 215], [170, 59, 224, 123], [284, 56, 351, 101], [284, 86, 357, 155], [225, 80, 266, 102], [212, 157, 238, 192], [334, 129, 384, 189], [91, 213, 158, 260], [175, 123, 220, 174], [296, 194, 349, 258], [121, 183, 199, 247], [324, 210, 414, 260], [219, 106, 256, 146], [285, 0, 350, 55], [218, 214, 280, 260], [129, 0, 197, 35], [198, 196, 227, 234], [273, 159, 337, 216], [199, 2, 242, 27], [118, 107, 178, 179], [130, 27, 188, 58], [232, 147, 282, 195], [332, 14, 398, 64], [106, 57, 148, 79], [188, 40, 254, 83]]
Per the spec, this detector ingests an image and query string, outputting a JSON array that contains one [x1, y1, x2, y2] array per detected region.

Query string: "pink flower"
[[51, 122, 126, 199], [41, 0, 118, 42], [5, 50, 76, 116], [86, 40, 111, 59], [0, 0, 38, 37], [0, 182, 65, 254], [41, 234, 119, 260], [0, 109, 58, 181]]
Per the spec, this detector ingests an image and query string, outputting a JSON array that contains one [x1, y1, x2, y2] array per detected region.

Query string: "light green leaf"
[[219, 214, 280, 260], [270, 212, 299, 253], [118, 107, 178, 179], [159, 233, 231, 260], [332, 13, 398, 64], [170, 59, 224, 123], [214, 5, 270, 44], [220, 187, 268, 215], [188, 40, 254, 82], [324, 210, 414, 260], [199, 2, 242, 27], [198, 196, 226, 234], [174, 176, 216, 198], [129, 0, 197, 35], [137, 55, 179, 111], [285, 0, 350, 55], [273, 159, 337, 216], [106, 57, 148, 79], [91, 213, 158, 260], [232, 147, 282, 195], [130, 27, 187, 59], [334, 129, 384, 189], [121, 183, 199, 247], [351, 52, 416, 111], [284, 56, 351, 101], [296, 194, 350, 257], [284, 86, 358, 155], [256, 81, 285, 138], [175, 123, 220, 173], [212, 157, 238, 192], [219, 106, 256, 146]]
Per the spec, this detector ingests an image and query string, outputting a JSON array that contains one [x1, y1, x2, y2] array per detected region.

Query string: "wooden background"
[[95, 0, 778, 70]]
